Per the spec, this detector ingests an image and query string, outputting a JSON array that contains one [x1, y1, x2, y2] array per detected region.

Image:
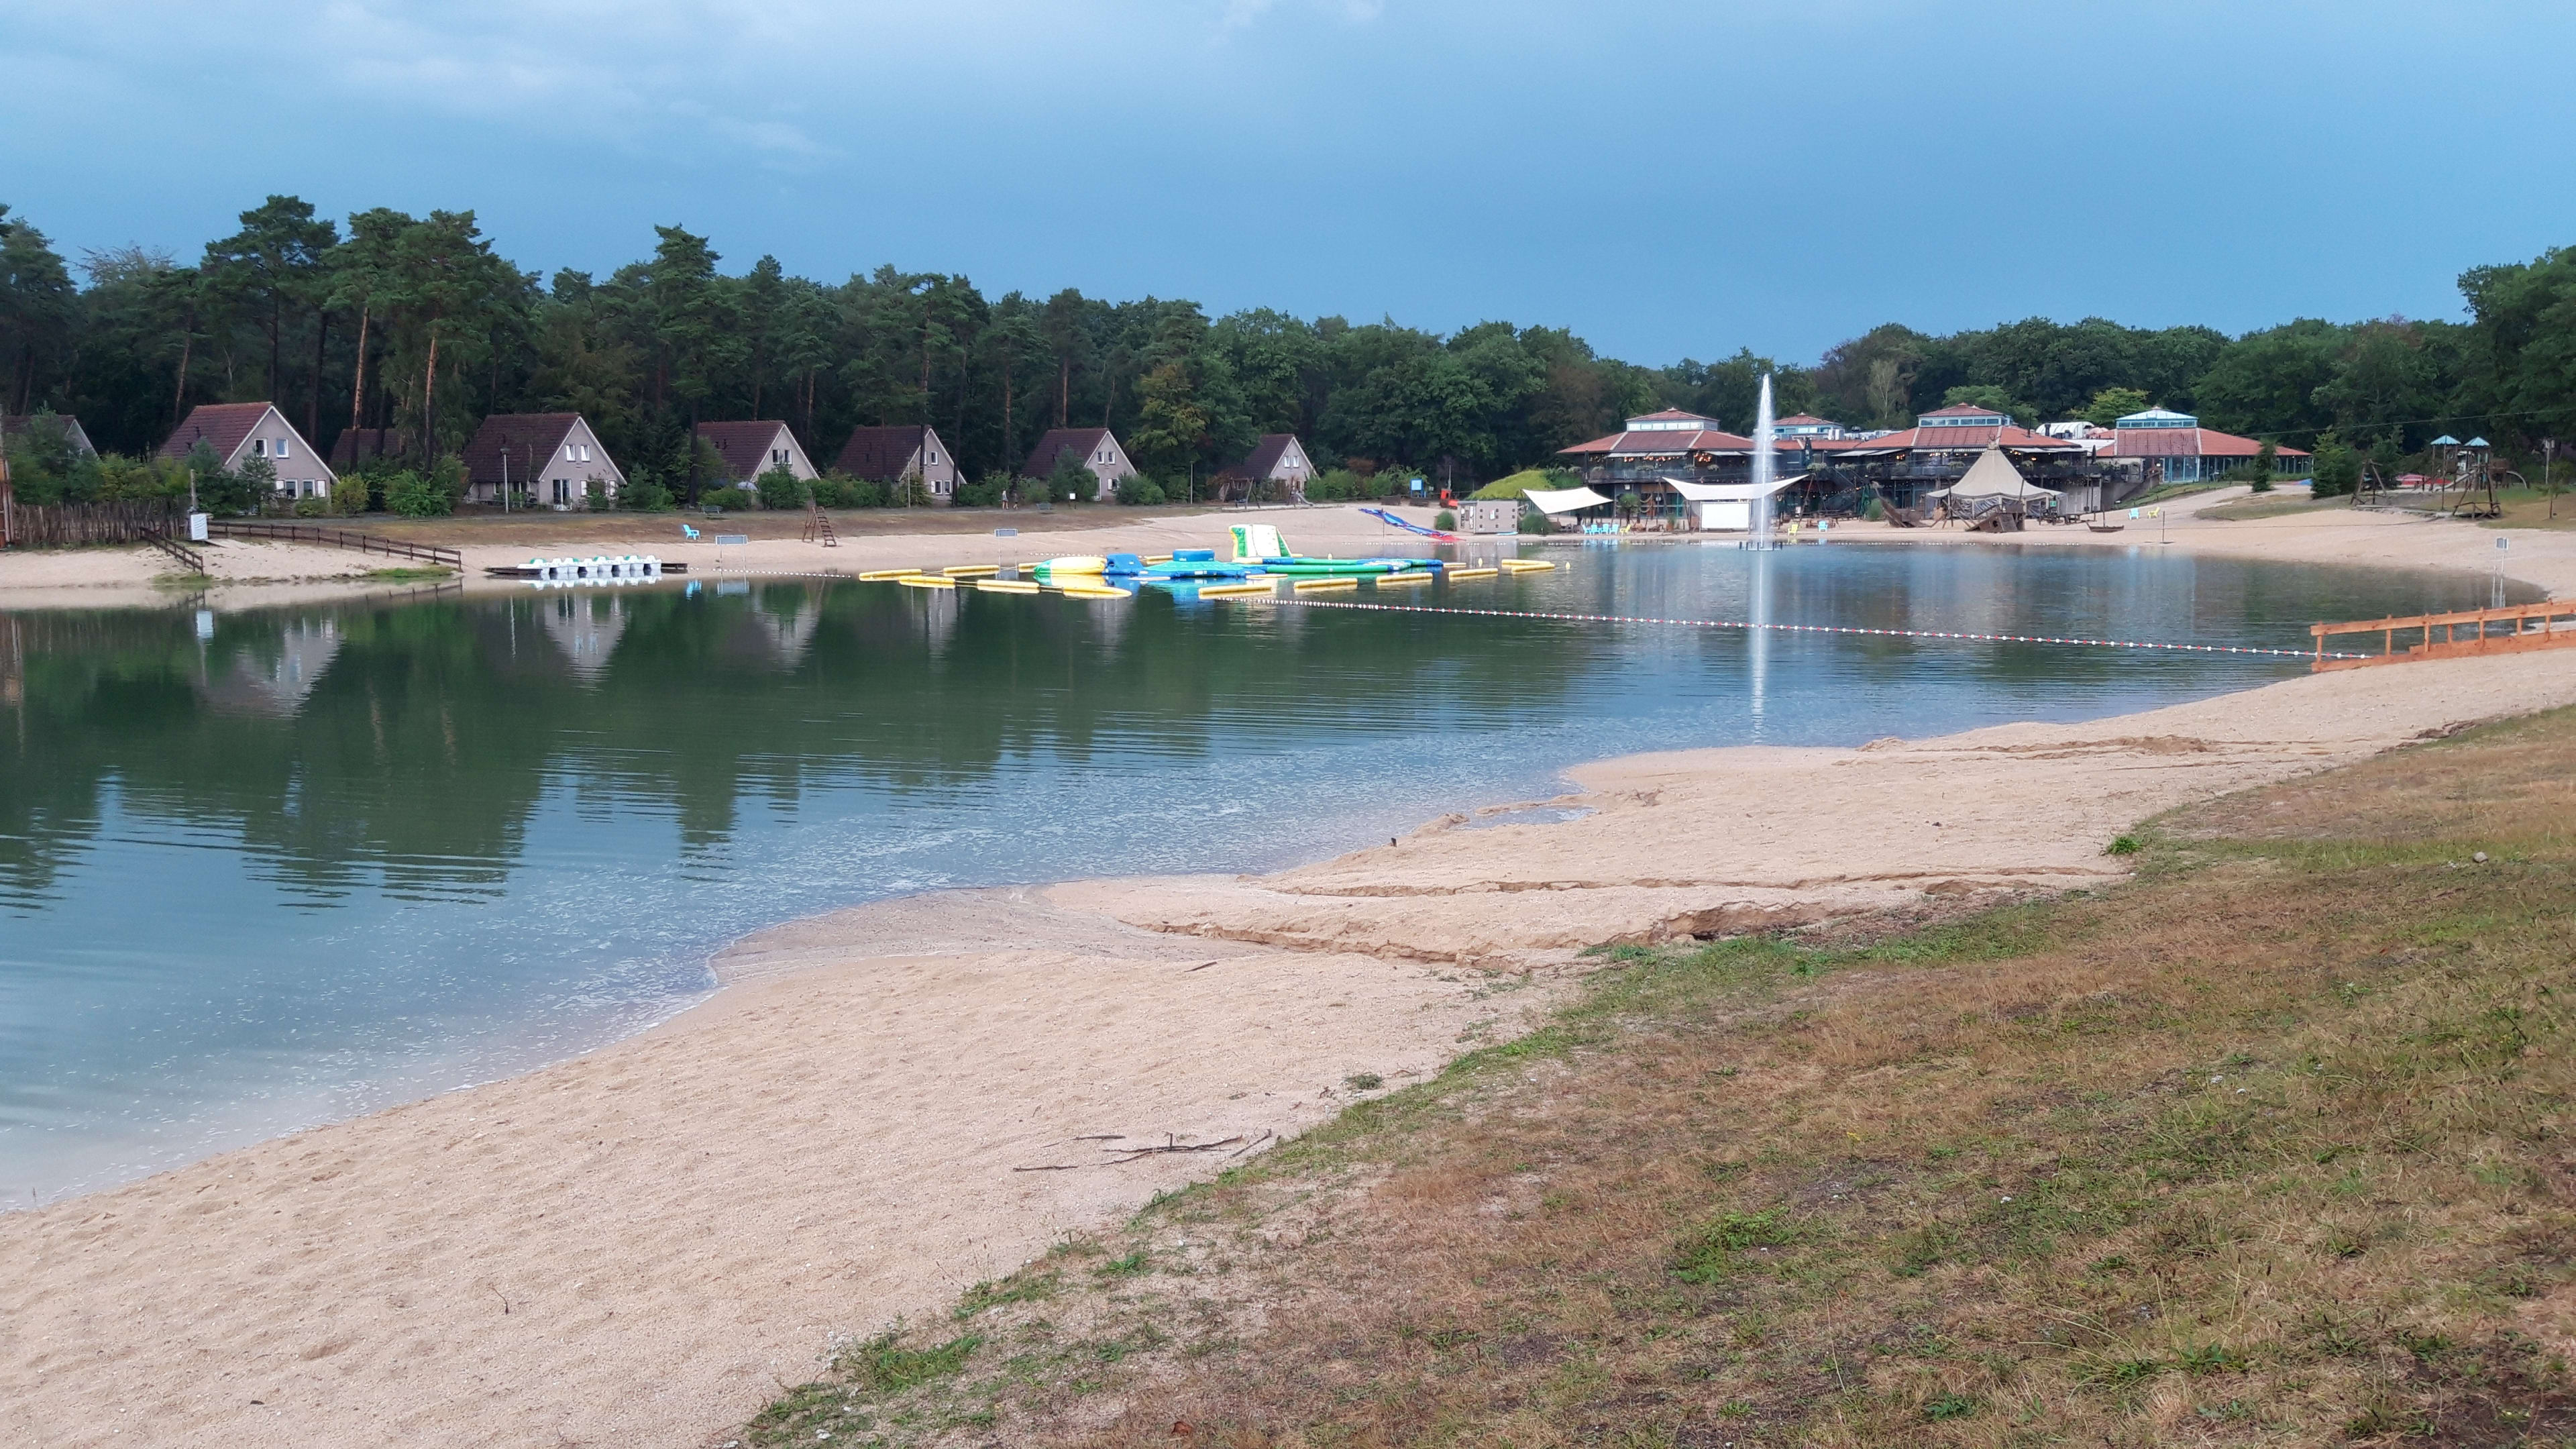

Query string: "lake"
[[0, 539, 2519, 1202]]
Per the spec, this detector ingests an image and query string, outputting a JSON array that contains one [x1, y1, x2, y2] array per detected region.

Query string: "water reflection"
[[0, 543, 2526, 1199]]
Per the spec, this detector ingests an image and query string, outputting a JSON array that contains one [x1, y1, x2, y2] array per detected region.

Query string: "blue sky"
[[5, 0, 2569, 364]]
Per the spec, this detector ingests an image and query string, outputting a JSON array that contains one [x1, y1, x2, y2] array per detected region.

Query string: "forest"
[[2, 194, 2573, 506]]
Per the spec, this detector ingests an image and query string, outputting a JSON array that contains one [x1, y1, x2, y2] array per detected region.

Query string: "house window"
[[276, 439, 291, 459], [246, 439, 264, 458], [927, 449, 938, 464], [580, 445, 592, 463]]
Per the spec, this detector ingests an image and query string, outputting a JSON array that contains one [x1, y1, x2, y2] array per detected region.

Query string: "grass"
[[2126, 480, 2233, 508], [737, 705, 2576, 1448], [360, 566, 455, 582], [2204, 489, 2351, 522]]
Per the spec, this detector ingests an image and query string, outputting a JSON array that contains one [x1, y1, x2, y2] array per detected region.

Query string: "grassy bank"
[[741, 707, 2576, 1448]]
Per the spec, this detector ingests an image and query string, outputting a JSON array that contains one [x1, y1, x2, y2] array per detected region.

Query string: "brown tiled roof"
[[2113, 428, 2306, 460], [3, 413, 97, 457], [461, 414, 582, 488], [1918, 403, 2010, 419], [1627, 408, 1724, 425], [835, 425, 928, 481], [1813, 421, 2082, 454], [329, 427, 408, 468], [1558, 427, 1761, 458], [1772, 413, 1839, 428], [696, 421, 794, 482], [1021, 427, 1115, 478], [1214, 433, 1302, 480], [158, 402, 274, 462]]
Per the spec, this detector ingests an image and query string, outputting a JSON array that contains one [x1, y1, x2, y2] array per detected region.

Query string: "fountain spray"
[[1749, 372, 1776, 549]]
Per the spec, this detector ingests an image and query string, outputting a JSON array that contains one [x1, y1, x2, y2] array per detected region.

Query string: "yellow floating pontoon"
[[1375, 571, 1435, 586], [1143, 553, 1175, 564], [975, 578, 1040, 594], [1499, 558, 1555, 573], [1197, 580, 1277, 599], [942, 563, 1000, 578], [1444, 566, 1499, 581], [1060, 584, 1132, 600], [897, 574, 957, 590], [1293, 576, 1360, 591], [860, 568, 923, 582], [1036, 555, 1108, 575]]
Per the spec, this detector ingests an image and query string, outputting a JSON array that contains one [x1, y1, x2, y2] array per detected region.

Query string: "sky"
[[5, 0, 2571, 366]]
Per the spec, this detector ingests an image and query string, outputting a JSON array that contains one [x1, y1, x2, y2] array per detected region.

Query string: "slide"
[[1359, 506, 1458, 541]]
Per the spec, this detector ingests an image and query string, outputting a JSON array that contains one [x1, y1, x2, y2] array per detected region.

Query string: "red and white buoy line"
[[1258, 596, 2363, 662]]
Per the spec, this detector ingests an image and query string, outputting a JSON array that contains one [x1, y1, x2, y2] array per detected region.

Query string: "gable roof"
[[1022, 427, 1118, 478], [1214, 433, 1304, 480], [461, 413, 584, 487], [696, 421, 796, 482], [1919, 403, 2010, 420], [1817, 419, 2082, 455], [835, 424, 931, 480], [329, 427, 408, 468], [3, 414, 97, 458], [158, 402, 278, 462], [1627, 408, 1724, 426], [1772, 413, 1839, 428], [1558, 425, 1761, 458]]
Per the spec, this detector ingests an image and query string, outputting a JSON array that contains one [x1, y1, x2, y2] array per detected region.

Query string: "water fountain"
[[1748, 372, 1778, 549]]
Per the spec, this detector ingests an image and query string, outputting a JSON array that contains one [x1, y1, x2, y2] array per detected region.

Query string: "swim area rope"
[[1257, 596, 2361, 662]]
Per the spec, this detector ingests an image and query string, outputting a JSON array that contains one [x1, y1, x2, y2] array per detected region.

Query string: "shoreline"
[[7, 495, 2576, 1446]]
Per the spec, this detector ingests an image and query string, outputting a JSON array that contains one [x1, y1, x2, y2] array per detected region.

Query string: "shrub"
[[290, 495, 330, 519], [952, 474, 1010, 508], [1433, 509, 1456, 529], [1865, 496, 1886, 521], [1117, 473, 1167, 506], [753, 467, 808, 509], [696, 486, 752, 512], [1517, 509, 1552, 535], [384, 470, 452, 517], [330, 474, 372, 516], [1046, 450, 1097, 503]]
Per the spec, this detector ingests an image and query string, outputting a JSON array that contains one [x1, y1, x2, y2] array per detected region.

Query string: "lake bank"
[[5, 495, 2576, 1446], [10, 643, 2576, 1447]]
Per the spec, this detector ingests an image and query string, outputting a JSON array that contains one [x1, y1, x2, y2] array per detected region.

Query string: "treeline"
[[3, 195, 2572, 504]]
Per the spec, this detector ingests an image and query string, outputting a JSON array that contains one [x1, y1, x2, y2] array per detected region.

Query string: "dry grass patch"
[[741, 707, 2576, 1449]]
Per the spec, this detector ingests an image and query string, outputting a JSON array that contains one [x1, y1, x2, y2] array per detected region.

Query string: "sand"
[[0, 504, 1466, 612], [7, 494, 2576, 1447]]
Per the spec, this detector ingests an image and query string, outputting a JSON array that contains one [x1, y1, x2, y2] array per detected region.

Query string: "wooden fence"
[[1, 500, 182, 549], [2312, 600, 2576, 671]]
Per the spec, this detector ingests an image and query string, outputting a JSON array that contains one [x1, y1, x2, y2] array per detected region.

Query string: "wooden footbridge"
[[2312, 600, 2576, 672]]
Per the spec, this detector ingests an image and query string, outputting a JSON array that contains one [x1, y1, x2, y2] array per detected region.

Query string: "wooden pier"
[[2312, 600, 2576, 672]]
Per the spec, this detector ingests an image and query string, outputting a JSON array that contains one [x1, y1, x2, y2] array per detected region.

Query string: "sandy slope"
[[7, 499, 2576, 1447]]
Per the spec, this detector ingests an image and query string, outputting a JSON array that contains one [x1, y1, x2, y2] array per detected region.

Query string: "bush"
[[1433, 509, 1456, 530], [1046, 450, 1097, 503], [330, 474, 372, 516], [696, 486, 752, 512], [1116, 473, 1167, 506], [1864, 496, 1886, 521], [1517, 509, 1552, 535], [754, 467, 808, 509], [384, 470, 452, 517], [952, 474, 1010, 508], [291, 495, 330, 519]]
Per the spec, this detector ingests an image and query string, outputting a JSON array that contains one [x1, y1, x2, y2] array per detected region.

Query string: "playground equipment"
[[1227, 522, 1438, 576], [1358, 506, 1460, 541]]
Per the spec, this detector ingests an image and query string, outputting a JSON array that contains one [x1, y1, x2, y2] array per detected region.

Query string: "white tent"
[[1932, 446, 2059, 504], [1521, 484, 1613, 517], [1662, 475, 1799, 531]]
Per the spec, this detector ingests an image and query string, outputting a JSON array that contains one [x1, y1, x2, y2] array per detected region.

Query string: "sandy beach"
[[6, 492, 2576, 1447]]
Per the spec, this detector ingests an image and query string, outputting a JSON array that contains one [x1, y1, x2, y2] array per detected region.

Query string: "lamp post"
[[2547, 438, 2560, 520]]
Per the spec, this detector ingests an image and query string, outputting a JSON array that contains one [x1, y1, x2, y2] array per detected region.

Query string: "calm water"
[[0, 541, 2522, 1202]]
